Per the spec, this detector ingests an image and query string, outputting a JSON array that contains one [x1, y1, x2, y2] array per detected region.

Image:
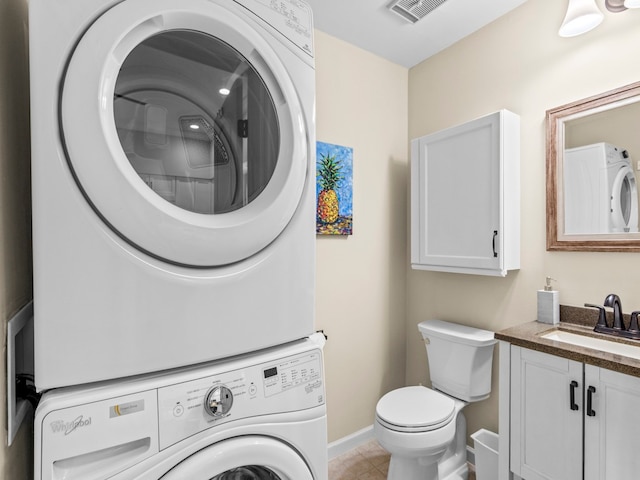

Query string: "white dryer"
[[34, 334, 328, 480], [29, 0, 316, 389], [564, 142, 639, 234]]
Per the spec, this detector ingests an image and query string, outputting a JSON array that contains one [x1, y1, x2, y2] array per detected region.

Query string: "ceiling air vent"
[[388, 0, 448, 23]]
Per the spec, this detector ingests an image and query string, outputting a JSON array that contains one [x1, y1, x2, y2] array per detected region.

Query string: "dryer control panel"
[[157, 349, 324, 449], [234, 0, 314, 57]]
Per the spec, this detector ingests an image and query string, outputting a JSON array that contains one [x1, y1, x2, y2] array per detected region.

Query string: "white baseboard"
[[327, 424, 477, 467], [327, 425, 375, 460]]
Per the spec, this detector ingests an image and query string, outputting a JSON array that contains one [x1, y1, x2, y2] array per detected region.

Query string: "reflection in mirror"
[[546, 81, 640, 251]]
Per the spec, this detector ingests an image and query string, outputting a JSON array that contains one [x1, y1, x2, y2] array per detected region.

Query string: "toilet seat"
[[375, 386, 455, 433]]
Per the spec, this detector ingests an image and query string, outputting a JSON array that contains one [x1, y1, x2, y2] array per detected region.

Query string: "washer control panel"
[[263, 349, 322, 397], [157, 349, 324, 449], [234, 0, 314, 57]]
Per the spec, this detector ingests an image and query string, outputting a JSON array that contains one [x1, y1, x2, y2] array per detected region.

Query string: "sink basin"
[[540, 330, 640, 360]]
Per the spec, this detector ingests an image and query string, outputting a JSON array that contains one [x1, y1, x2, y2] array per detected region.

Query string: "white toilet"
[[374, 319, 497, 480]]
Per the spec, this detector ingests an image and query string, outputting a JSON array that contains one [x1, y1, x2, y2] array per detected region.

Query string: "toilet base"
[[438, 408, 468, 479], [440, 463, 468, 480], [382, 399, 469, 480], [386, 453, 467, 480], [388, 455, 439, 480]]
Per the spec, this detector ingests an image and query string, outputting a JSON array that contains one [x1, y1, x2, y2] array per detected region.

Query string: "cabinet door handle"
[[492, 230, 498, 258], [570, 380, 579, 411], [587, 386, 596, 417]]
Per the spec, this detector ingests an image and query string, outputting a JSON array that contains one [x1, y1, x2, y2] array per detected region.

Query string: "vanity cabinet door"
[[410, 110, 520, 277], [584, 364, 640, 480], [510, 346, 582, 480]]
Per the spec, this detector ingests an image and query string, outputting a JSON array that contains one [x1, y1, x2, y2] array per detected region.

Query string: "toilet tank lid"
[[418, 320, 497, 347]]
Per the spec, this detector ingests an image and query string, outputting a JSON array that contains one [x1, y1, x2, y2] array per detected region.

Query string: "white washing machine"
[[564, 142, 639, 234], [34, 334, 327, 480], [29, 0, 316, 390]]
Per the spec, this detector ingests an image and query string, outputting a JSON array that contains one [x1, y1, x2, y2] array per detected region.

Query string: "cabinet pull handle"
[[570, 380, 579, 411], [587, 386, 596, 417], [492, 230, 498, 258]]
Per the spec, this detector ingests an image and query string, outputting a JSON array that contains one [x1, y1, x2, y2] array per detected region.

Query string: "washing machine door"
[[611, 166, 639, 233], [61, 0, 309, 267], [161, 436, 314, 479]]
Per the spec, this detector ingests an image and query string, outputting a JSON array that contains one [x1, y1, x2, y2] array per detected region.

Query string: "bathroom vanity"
[[497, 312, 640, 480]]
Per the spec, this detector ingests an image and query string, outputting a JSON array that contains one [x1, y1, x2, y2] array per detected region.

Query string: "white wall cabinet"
[[508, 345, 640, 480], [411, 110, 520, 276]]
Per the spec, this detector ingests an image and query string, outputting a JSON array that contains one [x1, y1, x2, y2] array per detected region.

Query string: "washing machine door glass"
[[160, 436, 314, 480], [211, 466, 281, 479], [61, 0, 308, 267]]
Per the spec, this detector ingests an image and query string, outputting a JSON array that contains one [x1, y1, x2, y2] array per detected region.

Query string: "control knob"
[[204, 385, 233, 418]]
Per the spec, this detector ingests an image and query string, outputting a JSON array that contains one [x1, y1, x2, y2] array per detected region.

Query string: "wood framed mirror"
[[546, 81, 640, 252]]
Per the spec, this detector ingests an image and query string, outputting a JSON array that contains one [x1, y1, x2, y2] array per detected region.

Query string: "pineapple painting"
[[317, 153, 341, 224], [316, 142, 353, 235]]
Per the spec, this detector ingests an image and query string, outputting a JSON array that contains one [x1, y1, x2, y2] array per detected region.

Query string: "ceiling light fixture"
[[559, 0, 604, 37]]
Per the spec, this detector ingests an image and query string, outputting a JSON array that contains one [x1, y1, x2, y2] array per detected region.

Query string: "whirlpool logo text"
[[50, 415, 92, 435]]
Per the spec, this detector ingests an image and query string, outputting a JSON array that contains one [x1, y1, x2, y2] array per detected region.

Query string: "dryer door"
[[611, 166, 639, 233], [161, 436, 314, 479], [61, 0, 308, 267]]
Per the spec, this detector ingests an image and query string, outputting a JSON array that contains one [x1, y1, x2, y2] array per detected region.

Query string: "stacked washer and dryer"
[[564, 142, 639, 235], [29, 0, 325, 478]]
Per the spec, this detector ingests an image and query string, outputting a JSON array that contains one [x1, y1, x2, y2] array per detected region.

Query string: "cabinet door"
[[584, 364, 640, 480], [510, 347, 582, 480], [410, 110, 519, 276]]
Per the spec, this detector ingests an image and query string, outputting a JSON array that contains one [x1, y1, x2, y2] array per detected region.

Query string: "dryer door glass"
[[114, 30, 278, 215], [621, 175, 631, 224], [611, 168, 639, 233], [61, 1, 309, 267]]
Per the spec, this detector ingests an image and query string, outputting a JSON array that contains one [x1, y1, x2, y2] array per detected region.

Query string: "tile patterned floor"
[[328, 439, 476, 480]]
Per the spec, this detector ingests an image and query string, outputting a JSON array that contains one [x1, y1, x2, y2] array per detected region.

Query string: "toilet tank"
[[419, 319, 497, 402]]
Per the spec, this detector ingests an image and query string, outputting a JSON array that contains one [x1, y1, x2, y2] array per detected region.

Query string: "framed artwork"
[[316, 141, 353, 235]]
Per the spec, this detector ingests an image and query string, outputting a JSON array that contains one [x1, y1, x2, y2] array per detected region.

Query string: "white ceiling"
[[305, 0, 529, 68]]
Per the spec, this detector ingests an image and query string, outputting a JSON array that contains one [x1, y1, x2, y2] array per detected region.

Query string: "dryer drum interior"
[[113, 30, 280, 216]]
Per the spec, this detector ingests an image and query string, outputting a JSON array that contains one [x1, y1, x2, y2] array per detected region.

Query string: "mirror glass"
[[546, 81, 640, 251]]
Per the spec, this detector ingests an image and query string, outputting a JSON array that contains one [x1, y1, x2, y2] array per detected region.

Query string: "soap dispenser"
[[537, 277, 559, 325]]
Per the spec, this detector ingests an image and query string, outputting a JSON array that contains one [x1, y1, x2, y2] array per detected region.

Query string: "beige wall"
[[0, 0, 33, 477], [407, 0, 640, 444], [314, 31, 409, 442]]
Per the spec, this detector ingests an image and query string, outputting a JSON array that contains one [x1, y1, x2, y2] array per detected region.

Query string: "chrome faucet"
[[604, 294, 625, 330]]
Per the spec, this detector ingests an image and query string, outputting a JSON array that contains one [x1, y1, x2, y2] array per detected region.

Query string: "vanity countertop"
[[496, 306, 640, 378]]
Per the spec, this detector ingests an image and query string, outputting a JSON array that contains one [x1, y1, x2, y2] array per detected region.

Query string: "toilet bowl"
[[375, 386, 466, 479], [374, 320, 497, 480]]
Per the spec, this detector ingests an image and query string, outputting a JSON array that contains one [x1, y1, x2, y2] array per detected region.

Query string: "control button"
[[204, 385, 234, 418], [249, 384, 257, 396], [173, 404, 184, 417]]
